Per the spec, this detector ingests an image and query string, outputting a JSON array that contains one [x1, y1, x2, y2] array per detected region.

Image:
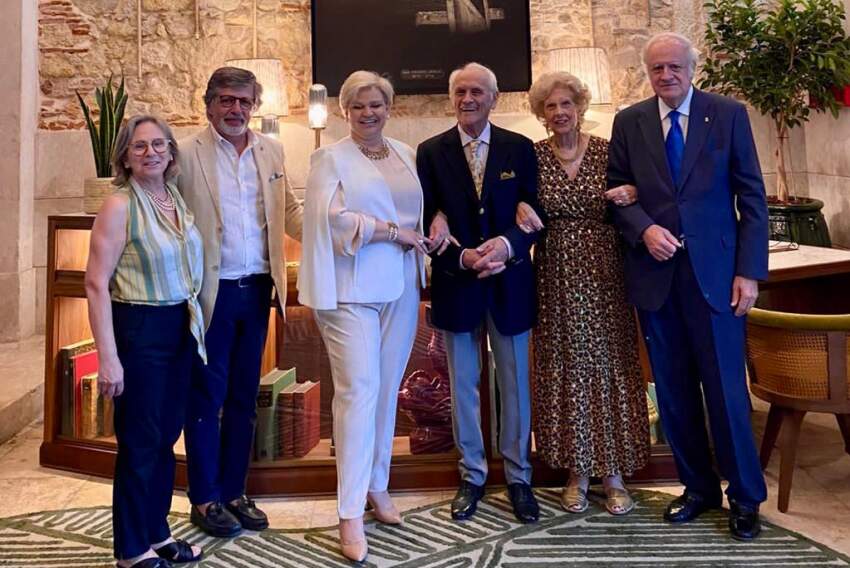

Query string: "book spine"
[[254, 388, 275, 462], [80, 375, 98, 439]]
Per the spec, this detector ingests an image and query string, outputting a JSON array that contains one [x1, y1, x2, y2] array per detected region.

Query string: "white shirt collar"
[[208, 123, 258, 151], [658, 84, 694, 120], [457, 122, 491, 147]]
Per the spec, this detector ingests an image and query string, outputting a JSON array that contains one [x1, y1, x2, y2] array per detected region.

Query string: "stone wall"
[[38, 0, 688, 128]]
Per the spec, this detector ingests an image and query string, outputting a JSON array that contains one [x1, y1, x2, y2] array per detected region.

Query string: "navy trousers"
[[638, 251, 767, 508], [184, 275, 272, 505], [112, 302, 194, 560]]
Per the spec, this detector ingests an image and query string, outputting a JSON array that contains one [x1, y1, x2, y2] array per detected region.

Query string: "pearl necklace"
[[143, 187, 176, 212], [358, 140, 390, 160]]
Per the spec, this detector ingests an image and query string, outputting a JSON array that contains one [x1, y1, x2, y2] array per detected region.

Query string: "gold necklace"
[[550, 137, 580, 163], [358, 140, 390, 160]]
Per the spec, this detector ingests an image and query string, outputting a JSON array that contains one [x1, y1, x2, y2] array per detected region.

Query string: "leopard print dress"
[[532, 135, 650, 477]]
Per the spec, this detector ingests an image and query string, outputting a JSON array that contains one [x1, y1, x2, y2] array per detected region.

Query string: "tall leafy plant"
[[701, 0, 850, 202], [75, 75, 128, 178]]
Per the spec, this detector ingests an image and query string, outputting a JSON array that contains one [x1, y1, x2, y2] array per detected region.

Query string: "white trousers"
[[313, 254, 420, 519]]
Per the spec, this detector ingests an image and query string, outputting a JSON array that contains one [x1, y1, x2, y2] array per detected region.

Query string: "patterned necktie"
[[665, 109, 685, 185], [468, 139, 484, 198]]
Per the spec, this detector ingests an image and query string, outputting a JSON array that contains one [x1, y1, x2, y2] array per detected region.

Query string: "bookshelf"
[[40, 214, 677, 497]]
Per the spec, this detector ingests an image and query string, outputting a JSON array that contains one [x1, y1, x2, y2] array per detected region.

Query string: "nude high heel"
[[367, 491, 403, 525], [338, 516, 367, 562]]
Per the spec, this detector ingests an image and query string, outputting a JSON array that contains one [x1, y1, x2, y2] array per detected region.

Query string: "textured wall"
[[38, 0, 695, 129]]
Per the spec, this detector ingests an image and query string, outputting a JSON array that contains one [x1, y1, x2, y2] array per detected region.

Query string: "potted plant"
[[701, 0, 850, 246], [75, 74, 128, 214]]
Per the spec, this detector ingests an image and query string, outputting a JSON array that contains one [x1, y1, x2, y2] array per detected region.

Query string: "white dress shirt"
[[456, 122, 513, 266], [658, 84, 694, 142], [210, 126, 270, 279]]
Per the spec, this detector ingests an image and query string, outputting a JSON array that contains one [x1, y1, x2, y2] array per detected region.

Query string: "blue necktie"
[[665, 109, 685, 185]]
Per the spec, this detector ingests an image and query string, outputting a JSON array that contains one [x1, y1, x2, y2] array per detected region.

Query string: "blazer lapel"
[[677, 90, 715, 190], [441, 128, 480, 205], [195, 127, 223, 223], [252, 135, 275, 227], [637, 99, 675, 195]]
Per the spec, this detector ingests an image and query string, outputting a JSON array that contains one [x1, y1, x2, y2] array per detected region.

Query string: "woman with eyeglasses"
[[85, 115, 205, 568]]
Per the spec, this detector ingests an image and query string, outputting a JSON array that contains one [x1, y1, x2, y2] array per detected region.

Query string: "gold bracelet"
[[387, 221, 399, 242]]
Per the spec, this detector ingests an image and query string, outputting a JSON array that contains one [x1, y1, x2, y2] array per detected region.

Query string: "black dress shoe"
[[663, 492, 722, 523], [451, 481, 485, 520], [729, 501, 761, 541], [190, 502, 242, 538], [225, 495, 269, 531], [154, 539, 202, 564], [507, 483, 539, 523]]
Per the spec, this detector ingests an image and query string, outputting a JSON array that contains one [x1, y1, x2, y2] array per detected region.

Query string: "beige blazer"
[[176, 126, 303, 329], [297, 136, 426, 310]]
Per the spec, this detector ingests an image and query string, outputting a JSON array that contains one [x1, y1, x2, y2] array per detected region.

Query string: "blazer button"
[[479, 207, 485, 215], [212, 264, 219, 272]]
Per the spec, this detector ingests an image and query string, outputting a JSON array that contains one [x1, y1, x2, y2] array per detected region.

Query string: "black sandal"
[[154, 539, 202, 564]]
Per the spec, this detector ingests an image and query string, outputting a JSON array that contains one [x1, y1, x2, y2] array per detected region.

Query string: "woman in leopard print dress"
[[521, 72, 650, 515]]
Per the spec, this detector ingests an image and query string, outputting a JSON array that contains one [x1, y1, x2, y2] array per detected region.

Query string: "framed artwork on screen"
[[311, 0, 532, 96]]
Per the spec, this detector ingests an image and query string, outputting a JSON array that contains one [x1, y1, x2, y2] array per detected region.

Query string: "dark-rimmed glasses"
[[217, 95, 256, 110]]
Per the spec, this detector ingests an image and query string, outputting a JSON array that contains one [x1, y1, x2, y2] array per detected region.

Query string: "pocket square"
[[500, 170, 516, 180]]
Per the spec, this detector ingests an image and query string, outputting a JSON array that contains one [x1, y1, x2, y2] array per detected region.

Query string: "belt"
[[221, 273, 271, 288]]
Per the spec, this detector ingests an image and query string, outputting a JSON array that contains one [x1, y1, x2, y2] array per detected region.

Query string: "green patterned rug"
[[0, 489, 847, 567]]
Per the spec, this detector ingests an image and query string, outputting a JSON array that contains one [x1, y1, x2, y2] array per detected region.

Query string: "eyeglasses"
[[129, 138, 172, 156], [217, 95, 256, 110]]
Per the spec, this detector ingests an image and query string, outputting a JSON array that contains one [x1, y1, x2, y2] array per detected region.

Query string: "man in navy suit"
[[416, 62, 543, 523], [608, 32, 769, 540]]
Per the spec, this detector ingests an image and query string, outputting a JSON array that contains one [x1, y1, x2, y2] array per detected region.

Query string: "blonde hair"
[[528, 71, 591, 127], [111, 115, 179, 186], [338, 70, 394, 115]]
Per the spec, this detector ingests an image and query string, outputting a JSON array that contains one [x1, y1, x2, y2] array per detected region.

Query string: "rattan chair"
[[746, 308, 850, 512]]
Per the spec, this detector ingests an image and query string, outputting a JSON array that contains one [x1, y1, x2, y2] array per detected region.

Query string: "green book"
[[254, 368, 296, 461]]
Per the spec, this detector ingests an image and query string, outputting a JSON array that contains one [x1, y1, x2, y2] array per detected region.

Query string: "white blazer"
[[297, 136, 426, 310]]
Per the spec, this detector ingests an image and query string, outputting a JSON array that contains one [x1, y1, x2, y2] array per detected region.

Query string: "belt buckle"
[[237, 275, 251, 288]]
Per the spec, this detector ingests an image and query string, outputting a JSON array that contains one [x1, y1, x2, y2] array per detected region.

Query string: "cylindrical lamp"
[[226, 58, 289, 136], [308, 83, 328, 149], [547, 47, 612, 105]]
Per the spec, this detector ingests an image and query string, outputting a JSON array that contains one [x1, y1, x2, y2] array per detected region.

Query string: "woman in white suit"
[[298, 70, 431, 563]]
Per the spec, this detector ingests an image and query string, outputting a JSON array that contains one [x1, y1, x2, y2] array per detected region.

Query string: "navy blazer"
[[416, 124, 542, 335], [608, 89, 769, 312]]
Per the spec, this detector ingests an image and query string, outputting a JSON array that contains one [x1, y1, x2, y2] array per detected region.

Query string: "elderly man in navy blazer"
[[608, 32, 769, 540], [416, 62, 543, 523]]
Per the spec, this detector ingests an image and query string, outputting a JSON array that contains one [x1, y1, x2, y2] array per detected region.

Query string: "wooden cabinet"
[[40, 214, 675, 496]]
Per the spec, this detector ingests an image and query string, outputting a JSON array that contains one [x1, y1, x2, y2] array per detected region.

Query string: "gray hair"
[[448, 62, 499, 97], [112, 115, 179, 186], [338, 70, 395, 115], [642, 32, 700, 76], [528, 71, 591, 126], [203, 66, 264, 108]]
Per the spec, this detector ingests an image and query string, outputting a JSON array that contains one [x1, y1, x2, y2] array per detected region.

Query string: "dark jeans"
[[112, 301, 194, 560], [184, 275, 272, 505]]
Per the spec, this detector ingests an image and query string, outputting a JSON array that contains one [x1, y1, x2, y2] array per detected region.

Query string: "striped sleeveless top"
[[110, 179, 207, 363]]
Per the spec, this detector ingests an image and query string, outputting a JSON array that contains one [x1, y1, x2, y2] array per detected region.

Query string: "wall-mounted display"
[[311, 0, 532, 96]]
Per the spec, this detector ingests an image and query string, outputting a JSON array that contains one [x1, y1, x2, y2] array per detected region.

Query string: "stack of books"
[[253, 368, 321, 461]]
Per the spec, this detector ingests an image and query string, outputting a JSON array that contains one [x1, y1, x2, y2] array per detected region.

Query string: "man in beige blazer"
[[177, 67, 302, 538]]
